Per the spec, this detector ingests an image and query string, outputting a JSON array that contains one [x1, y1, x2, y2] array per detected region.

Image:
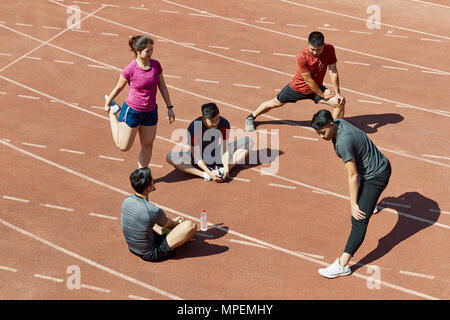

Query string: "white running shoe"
[[318, 258, 352, 279], [105, 94, 121, 114], [203, 167, 225, 181]]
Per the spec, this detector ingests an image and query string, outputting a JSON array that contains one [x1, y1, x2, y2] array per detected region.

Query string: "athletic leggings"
[[344, 161, 391, 256]]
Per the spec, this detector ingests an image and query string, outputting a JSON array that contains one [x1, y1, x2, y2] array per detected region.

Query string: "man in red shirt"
[[245, 31, 346, 131]]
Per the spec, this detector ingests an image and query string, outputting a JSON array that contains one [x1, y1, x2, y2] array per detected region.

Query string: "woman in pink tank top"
[[104, 35, 175, 168]]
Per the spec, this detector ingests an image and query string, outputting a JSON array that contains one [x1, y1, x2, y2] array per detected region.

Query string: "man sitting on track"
[[166, 102, 253, 182], [311, 109, 391, 278], [121, 167, 197, 262], [245, 31, 346, 131]]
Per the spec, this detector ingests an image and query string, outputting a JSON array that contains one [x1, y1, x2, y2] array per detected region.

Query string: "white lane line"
[[180, 42, 196, 46], [429, 209, 450, 215], [296, 251, 324, 259], [273, 52, 296, 58], [399, 270, 435, 280], [159, 9, 178, 14], [59, 148, 85, 155], [18, 94, 40, 100], [286, 23, 307, 28], [0, 265, 18, 272], [40, 204, 74, 212], [148, 163, 163, 168], [3, 195, 30, 203], [357, 99, 382, 104], [255, 20, 275, 24], [89, 213, 119, 220], [43, 25, 62, 30], [164, 74, 182, 79], [87, 64, 113, 69], [73, 1, 91, 4], [54, 60, 74, 64], [90, 105, 104, 110], [312, 190, 328, 195], [15, 23, 33, 27], [432, 109, 450, 114], [240, 49, 261, 53], [422, 154, 450, 161], [195, 78, 219, 84], [128, 294, 152, 300], [34, 274, 64, 283], [292, 135, 319, 141], [269, 183, 296, 190], [0, 53, 12, 56], [80, 284, 111, 293], [349, 30, 373, 35], [344, 61, 370, 66], [395, 104, 412, 109], [420, 38, 442, 42], [232, 83, 260, 89], [98, 155, 125, 161], [229, 239, 272, 250], [71, 29, 90, 33], [385, 34, 408, 39], [0, 91, 6, 94], [129, 6, 149, 10], [421, 70, 447, 75], [0, 140, 440, 300], [378, 146, 450, 168], [318, 27, 338, 31], [381, 201, 411, 209], [22, 142, 47, 148], [208, 45, 229, 50], [188, 13, 215, 18], [228, 176, 250, 182], [382, 65, 409, 71], [100, 32, 118, 36], [409, 0, 450, 9], [25, 56, 42, 60]]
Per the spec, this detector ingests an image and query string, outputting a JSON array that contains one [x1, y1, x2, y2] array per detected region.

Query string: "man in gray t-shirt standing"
[[311, 109, 391, 279], [121, 168, 197, 262]]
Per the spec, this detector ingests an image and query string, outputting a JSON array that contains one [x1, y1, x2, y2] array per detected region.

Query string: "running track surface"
[[0, 0, 449, 300]]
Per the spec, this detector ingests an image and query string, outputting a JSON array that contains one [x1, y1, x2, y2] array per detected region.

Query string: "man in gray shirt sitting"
[[311, 109, 391, 278], [121, 167, 197, 262]]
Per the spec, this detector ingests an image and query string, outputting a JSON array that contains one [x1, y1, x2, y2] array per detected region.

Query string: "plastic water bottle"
[[200, 209, 208, 231]]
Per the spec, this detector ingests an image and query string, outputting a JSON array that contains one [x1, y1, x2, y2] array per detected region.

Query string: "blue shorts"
[[118, 102, 158, 128]]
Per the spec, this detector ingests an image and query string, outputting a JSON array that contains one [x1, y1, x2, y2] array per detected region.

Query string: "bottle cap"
[[202, 209, 205, 212]]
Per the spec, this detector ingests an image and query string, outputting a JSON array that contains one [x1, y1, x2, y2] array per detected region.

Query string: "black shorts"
[[276, 84, 327, 104], [129, 231, 172, 262]]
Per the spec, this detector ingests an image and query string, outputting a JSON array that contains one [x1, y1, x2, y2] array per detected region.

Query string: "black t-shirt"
[[187, 116, 230, 166]]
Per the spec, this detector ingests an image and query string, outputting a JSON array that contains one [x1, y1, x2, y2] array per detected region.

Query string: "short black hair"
[[130, 167, 152, 194], [308, 31, 325, 47], [311, 109, 333, 130], [201, 103, 220, 119]]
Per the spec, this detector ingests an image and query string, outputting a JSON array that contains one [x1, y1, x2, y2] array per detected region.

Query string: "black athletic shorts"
[[276, 84, 327, 104], [129, 231, 172, 262]]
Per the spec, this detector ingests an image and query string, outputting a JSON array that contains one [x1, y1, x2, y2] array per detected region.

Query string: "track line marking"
[[0, 266, 18, 272], [129, 6, 149, 10], [89, 213, 119, 220], [54, 59, 74, 64], [159, 9, 178, 14], [286, 23, 307, 28], [378, 146, 450, 168], [43, 25, 62, 30], [3, 195, 30, 203], [292, 135, 319, 141], [24, 56, 42, 60], [0, 53, 12, 56], [384, 34, 408, 39], [272, 52, 296, 57], [71, 29, 90, 33], [164, 74, 182, 79], [208, 45, 229, 50], [73, 1, 91, 4], [195, 78, 219, 84], [59, 148, 85, 155], [240, 49, 261, 53], [422, 154, 450, 161], [188, 13, 215, 18], [0, 91, 7, 94], [255, 20, 275, 24], [22, 142, 46, 148], [100, 32, 118, 36], [312, 190, 328, 195], [420, 38, 442, 42], [80, 284, 111, 293], [40, 204, 74, 212], [128, 294, 151, 300], [98, 155, 124, 161], [318, 27, 338, 31], [349, 30, 373, 35], [0, 140, 441, 299], [232, 83, 260, 89], [15, 23, 32, 27], [34, 274, 64, 283], [230, 239, 272, 249], [18, 95, 40, 100], [409, 0, 450, 9], [421, 70, 447, 75], [399, 270, 435, 280], [228, 176, 250, 182], [269, 183, 296, 190], [382, 65, 409, 71], [87, 64, 113, 69], [344, 61, 370, 66], [296, 251, 324, 259], [357, 99, 382, 104]]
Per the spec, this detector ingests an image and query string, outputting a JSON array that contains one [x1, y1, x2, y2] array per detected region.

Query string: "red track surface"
[[1, 0, 449, 301]]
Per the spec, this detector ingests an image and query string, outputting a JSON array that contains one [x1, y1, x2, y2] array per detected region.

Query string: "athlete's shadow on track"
[[172, 224, 229, 260], [351, 192, 440, 273], [155, 149, 284, 184], [255, 113, 404, 134]]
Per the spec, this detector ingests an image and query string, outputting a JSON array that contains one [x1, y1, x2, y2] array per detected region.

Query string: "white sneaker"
[[105, 94, 121, 114], [203, 167, 225, 181], [318, 258, 352, 279]]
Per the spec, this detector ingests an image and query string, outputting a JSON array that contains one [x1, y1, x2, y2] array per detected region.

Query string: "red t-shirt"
[[289, 43, 337, 94]]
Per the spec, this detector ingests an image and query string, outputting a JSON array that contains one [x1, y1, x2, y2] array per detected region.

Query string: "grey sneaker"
[[318, 258, 352, 279], [105, 94, 121, 114], [245, 116, 255, 131]]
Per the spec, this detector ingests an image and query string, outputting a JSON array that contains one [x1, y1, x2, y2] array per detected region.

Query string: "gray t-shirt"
[[121, 195, 168, 255], [333, 119, 388, 180]]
